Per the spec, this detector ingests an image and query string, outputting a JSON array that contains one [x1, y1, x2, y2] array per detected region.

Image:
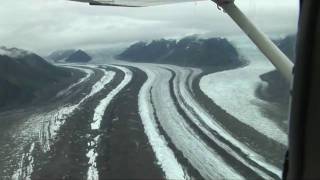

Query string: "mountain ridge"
[[0, 47, 71, 110], [117, 36, 242, 67], [66, 50, 92, 63], [47, 49, 92, 63]]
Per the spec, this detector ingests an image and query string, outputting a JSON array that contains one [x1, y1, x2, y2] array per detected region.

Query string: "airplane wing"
[[69, 0, 206, 7]]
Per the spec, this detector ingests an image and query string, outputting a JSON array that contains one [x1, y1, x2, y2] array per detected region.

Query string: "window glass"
[[0, 0, 299, 179]]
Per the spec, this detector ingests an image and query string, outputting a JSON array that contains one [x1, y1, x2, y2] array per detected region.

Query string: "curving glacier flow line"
[[55, 66, 94, 97], [187, 68, 202, 95], [86, 65, 132, 180], [39, 66, 115, 152], [137, 65, 188, 180], [134, 64, 243, 180], [162, 65, 281, 178]]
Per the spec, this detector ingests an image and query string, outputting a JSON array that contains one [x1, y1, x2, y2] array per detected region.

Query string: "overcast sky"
[[0, 0, 299, 55]]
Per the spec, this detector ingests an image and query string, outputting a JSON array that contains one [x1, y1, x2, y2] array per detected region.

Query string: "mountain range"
[[117, 34, 296, 106], [117, 36, 242, 67]]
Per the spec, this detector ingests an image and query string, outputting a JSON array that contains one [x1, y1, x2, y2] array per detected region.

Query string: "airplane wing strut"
[[217, 0, 293, 83]]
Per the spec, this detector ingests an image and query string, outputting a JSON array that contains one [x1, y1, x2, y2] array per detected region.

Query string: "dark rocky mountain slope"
[[48, 49, 92, 63], [65, 50, 92, 63], [117, 36, 242, 67], [0, 47, 71, 109], [258, 35, 296, 105], [47, 49, 77, 62]]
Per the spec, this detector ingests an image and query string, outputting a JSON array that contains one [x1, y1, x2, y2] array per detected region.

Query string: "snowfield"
[[200, 36, 288, 145], [55, 66, 94, 97]]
